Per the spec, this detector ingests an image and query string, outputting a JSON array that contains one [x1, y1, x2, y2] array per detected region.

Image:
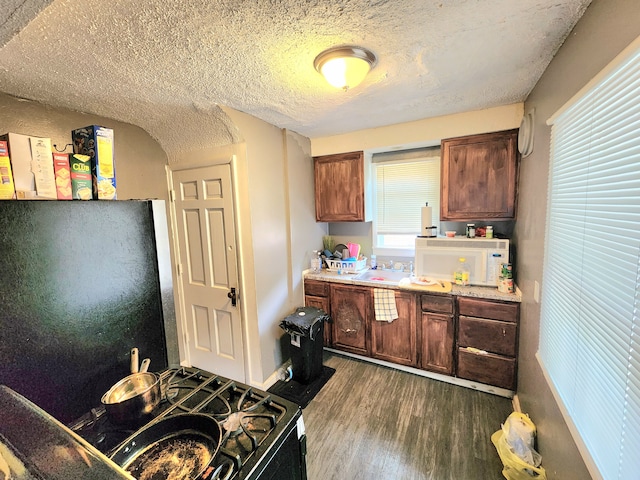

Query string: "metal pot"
[[101, 372, 161, 425]]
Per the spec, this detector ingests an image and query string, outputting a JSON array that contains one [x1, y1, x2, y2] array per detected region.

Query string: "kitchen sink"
[[354, 269, 411, 284]]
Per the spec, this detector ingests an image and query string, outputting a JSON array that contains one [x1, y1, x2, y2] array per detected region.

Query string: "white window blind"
[[373, 148, 440, 242], [539, 41, 640, 480]]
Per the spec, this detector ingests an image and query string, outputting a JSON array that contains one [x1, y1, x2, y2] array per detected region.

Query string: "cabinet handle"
[[502, 328, 506, 336]]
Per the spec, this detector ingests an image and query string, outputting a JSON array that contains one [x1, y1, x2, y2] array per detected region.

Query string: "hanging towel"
[[374, 288, 398, 322]]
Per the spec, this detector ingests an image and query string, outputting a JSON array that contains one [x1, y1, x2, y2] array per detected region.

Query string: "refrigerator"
[[0, 199, 177, 424]]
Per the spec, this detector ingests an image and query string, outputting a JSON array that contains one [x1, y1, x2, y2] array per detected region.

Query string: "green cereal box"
[[72, 125, 116, 200], [69, 153, 93, 200]]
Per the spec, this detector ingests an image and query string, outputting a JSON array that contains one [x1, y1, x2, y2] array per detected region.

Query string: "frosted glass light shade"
[[314, 46, 377, 91]]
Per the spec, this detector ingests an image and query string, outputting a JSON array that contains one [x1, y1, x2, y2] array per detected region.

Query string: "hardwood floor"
[[303, 352, 513, 480]]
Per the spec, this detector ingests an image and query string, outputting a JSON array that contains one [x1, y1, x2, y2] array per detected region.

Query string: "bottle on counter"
[[486, 225, 493, 238], [466, 224, 476, 238], [370, 254, 377, 270], [454, 257, 470, 286], [310, 250, 321, 272]]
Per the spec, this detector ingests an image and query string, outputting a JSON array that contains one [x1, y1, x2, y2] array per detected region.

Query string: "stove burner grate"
[[70, 367, 295, 479]]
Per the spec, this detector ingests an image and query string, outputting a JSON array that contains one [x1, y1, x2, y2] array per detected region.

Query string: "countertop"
[[304, 269, 521, 302]]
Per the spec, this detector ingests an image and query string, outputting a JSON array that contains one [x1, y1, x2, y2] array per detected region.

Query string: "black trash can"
[[279, 306, 329, 384]]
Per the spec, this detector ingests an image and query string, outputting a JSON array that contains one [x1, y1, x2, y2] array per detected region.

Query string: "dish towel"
[[373, 288, 398, 322]]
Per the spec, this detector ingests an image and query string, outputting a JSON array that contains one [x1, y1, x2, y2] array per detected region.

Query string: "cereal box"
[[0, 140, 16, 199], [0, 132, 57, 199], [69, 153, 93, 200], [72, 125, 116, 200], [52, 152, 72, 200]]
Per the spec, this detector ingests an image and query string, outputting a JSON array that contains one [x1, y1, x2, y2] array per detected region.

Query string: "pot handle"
[[140, 358, 150, 373], [130, 348, 139, 373]]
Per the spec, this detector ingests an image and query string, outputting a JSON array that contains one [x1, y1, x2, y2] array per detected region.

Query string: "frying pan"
[[110, 413, 223, 480]]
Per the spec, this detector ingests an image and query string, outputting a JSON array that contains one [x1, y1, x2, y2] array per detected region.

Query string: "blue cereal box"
[[72, 125, 116, 200]]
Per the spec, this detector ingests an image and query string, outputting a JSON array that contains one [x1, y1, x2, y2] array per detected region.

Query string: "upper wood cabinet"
[[440, 129, 519, 221], [313, 151, 368, 222]]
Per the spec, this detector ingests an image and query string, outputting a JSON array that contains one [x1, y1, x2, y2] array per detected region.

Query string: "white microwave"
[[414, 237, 510, 286]]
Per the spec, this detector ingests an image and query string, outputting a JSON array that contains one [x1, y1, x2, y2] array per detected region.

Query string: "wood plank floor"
[[302, 352, 513, 480]]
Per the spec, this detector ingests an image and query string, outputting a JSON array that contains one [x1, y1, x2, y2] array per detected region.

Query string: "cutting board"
[[398, 278, 452, 293]]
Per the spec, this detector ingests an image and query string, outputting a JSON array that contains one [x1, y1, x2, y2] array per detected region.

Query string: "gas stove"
[[68, 367, 307, 480]]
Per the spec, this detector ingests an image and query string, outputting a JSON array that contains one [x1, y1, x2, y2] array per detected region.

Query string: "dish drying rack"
[[325, 257, 367, 273]]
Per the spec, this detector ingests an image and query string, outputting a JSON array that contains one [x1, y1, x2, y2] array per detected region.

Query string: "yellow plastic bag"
[[491, 412, 547, 480]]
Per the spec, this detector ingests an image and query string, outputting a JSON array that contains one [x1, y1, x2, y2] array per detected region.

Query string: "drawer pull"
[[502, 328, 506, 336], [465, 347, 488, 355]]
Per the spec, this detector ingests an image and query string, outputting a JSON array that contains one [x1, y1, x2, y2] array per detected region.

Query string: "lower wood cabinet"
[[329, 284, 370, 356], [420, 294, 455, 375], [456, 297, 520, 390], [371, 290, 417, 367], [457, 349, 516, 390], [304, 278, 520, 391], [303, 279, 332, 346]]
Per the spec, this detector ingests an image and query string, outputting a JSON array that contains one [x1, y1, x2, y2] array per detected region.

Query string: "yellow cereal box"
[[72, 126, 116, 200], [52, 152, 72, 200], [0, 140, 16, 199]]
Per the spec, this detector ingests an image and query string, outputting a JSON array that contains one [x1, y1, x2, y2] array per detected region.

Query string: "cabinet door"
[[371, 291, 417, 366], [314, 151, 365, 222], [304, 294, 332, 346], [421, 312, 454, 375], [441, 129, 519, 220], [330, 284, 370, 355]]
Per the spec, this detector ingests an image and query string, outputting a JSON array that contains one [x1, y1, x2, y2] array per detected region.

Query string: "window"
[[372, 147, 440, 253], [539, 38, 640, 479]]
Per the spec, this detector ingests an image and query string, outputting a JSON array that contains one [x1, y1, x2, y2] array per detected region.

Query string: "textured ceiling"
[[0, 0, 591, 155]]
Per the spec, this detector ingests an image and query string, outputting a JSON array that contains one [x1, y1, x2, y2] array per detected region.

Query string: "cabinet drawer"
[[458, 316, 517, 357], [457, 297, 519, 323], [304, 279, 329, 297], [457, 348, 516, 390], [420, 294, 454, 314]]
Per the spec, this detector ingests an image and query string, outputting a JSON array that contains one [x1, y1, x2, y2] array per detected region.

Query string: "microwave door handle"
[[478, 251, 488, 284], [481, 250, 489, 283]]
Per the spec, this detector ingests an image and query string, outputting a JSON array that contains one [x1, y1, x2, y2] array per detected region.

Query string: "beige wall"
[[221, 107, 325, 385], [310, 103, 523, 156], [515, 0, 640, 478]]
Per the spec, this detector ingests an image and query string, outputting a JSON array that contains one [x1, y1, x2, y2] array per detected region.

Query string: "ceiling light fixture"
[[314, 45, 377, 91]]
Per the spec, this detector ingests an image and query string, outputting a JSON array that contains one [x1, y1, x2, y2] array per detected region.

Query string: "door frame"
[[165, 153, 249, 380]]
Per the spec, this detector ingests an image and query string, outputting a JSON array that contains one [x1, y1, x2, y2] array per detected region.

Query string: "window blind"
[[539, 41, 640, 479], [373, 148, 440, 235]]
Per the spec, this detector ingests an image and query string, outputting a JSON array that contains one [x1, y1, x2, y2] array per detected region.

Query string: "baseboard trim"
[[512, 393, 521, 412], [325, 348, 514, 399]]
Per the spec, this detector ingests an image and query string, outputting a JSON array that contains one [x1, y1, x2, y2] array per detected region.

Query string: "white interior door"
[[170, 163, 245, 381]]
